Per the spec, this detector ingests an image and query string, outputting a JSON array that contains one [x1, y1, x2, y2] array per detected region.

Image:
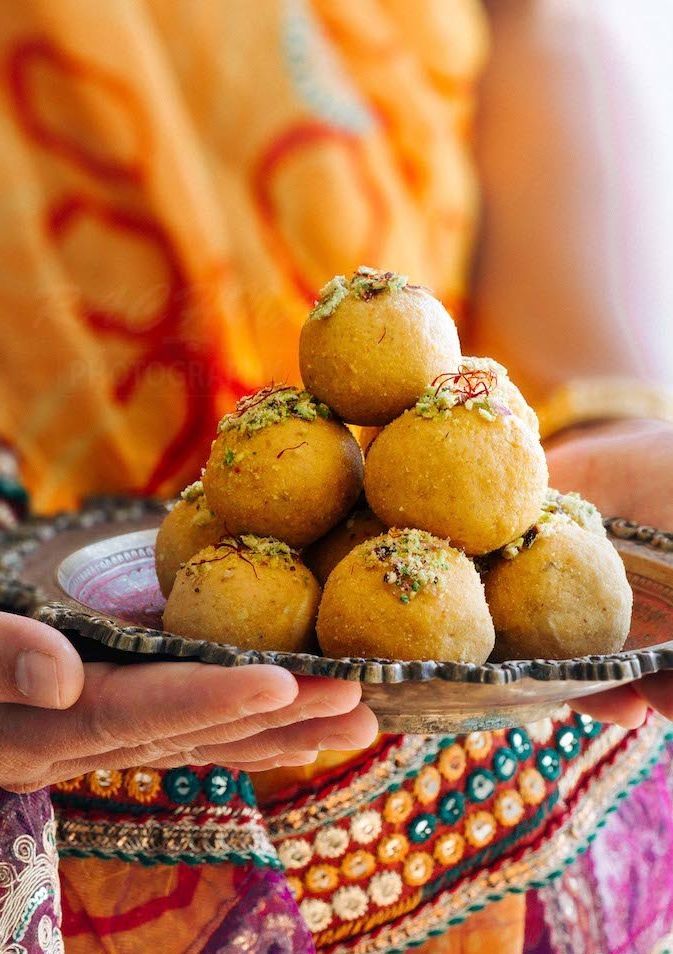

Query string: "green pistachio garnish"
[[540, 489, 605, 534], [180, 480, 205, 503], [192, 505, 218, 528], [218, 385, 331, 437], [308, 266, 409, 320], [309, 275, 349, 320], [238, 534, 298, 564], [362, 528, 454, 602], [500, 489, 605, 560], [223, 447, 248, 468], [184, 535, 299, 580], [179, 481, 218, 526], [501, 528, 538, 561], [349, 265, 408, 300]]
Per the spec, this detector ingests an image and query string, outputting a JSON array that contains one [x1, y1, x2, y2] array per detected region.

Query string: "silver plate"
[[2, 497, 673, 733]]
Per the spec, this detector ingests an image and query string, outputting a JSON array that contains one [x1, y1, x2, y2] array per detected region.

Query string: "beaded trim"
[[57, 818, 279, 869], [49, 716, 670, 948]]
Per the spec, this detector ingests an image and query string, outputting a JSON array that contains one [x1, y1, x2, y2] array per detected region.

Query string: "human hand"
[[0, 611, 378, 793], [546, 418, 673, 728]]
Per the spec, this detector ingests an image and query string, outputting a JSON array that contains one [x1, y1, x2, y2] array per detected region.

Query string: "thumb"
[[0, 612, 84, 708]]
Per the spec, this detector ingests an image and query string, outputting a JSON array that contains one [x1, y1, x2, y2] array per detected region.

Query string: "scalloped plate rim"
[[6, 505, 673, 688]]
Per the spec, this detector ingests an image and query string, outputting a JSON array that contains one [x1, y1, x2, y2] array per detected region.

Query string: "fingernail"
[[319, 735, 358, 751], [241, 691, 290, 717], [15, 651, 61, 707]]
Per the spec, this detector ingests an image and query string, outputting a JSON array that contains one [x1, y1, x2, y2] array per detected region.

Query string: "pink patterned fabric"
[[201, 867, 314, 954], [525, 746, 673, 954], [0, 788, 63, 953], [0, 786, 314, 954]]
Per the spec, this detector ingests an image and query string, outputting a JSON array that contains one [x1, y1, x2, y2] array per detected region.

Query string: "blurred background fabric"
[[0, 0, 485, 513]]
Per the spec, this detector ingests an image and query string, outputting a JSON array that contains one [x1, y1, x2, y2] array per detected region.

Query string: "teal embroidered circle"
[[438, 791, 465, 825], [536, 748, 561, 781], [466, 769, 496, 803], [492, 747, 517, 781], [575, 713, 602, 738], [204, 767, 236, 805], [238, 773, 257, 807], [164, 768, 200, 804], [508, 728, 532, 761], [438, 736, 457, 749], [555, 726, 580, 760], [408, 813, 437, 843]]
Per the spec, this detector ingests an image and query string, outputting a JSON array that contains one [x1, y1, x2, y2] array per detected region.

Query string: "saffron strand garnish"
[[276, 441, 308, 459], [431, 366, 498, 403]]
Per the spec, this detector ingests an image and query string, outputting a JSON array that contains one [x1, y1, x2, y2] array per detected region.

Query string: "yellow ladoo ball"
[[299, 267, 461, 426], [203, 386, 364, 548], [304, 507, 386, 585], [164, 535, 321, 653], [155, 481, 228, 597], [486, 492, 632, 660], [364, 364, 548, 555], [317, 528, 495, 663]]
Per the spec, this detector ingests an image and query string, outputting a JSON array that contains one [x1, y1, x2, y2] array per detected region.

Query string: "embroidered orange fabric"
[[51, 713, 673, 952]]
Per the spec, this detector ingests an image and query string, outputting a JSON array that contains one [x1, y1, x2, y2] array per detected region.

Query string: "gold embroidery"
[[57, 817, 277, 865], [464, 811, 497, 849], [413, 766, 442, 805], [305, 863, 339, 893], [124, 768, 161, 803], [314, 890, 422, 947], [383, 790, 413, 825], [341, 851, 376, 881], [403, 852, 434, 887], [434, 832, 465, 867], [438, 744, 467, 783], [494, 790, 525, 828], [518, 768, 547, 806], [87, 769, 122, 799], [377, 833, 410, 865]]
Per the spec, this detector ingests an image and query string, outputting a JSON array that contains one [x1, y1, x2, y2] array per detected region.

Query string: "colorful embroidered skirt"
[[2, 713, 672, 953]]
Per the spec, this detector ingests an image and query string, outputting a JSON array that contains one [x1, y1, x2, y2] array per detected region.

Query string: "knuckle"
[[84, 704, 124, 752], [131, 743, 211, 768], [185, 747, 210, 766], [157, 749, 208, 768], [146, 737, 185, 759], [2, 777, 47, 794], [239, 738, 284, 762], [0, 752, 44, 791], [130, 741, 177, 765]]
